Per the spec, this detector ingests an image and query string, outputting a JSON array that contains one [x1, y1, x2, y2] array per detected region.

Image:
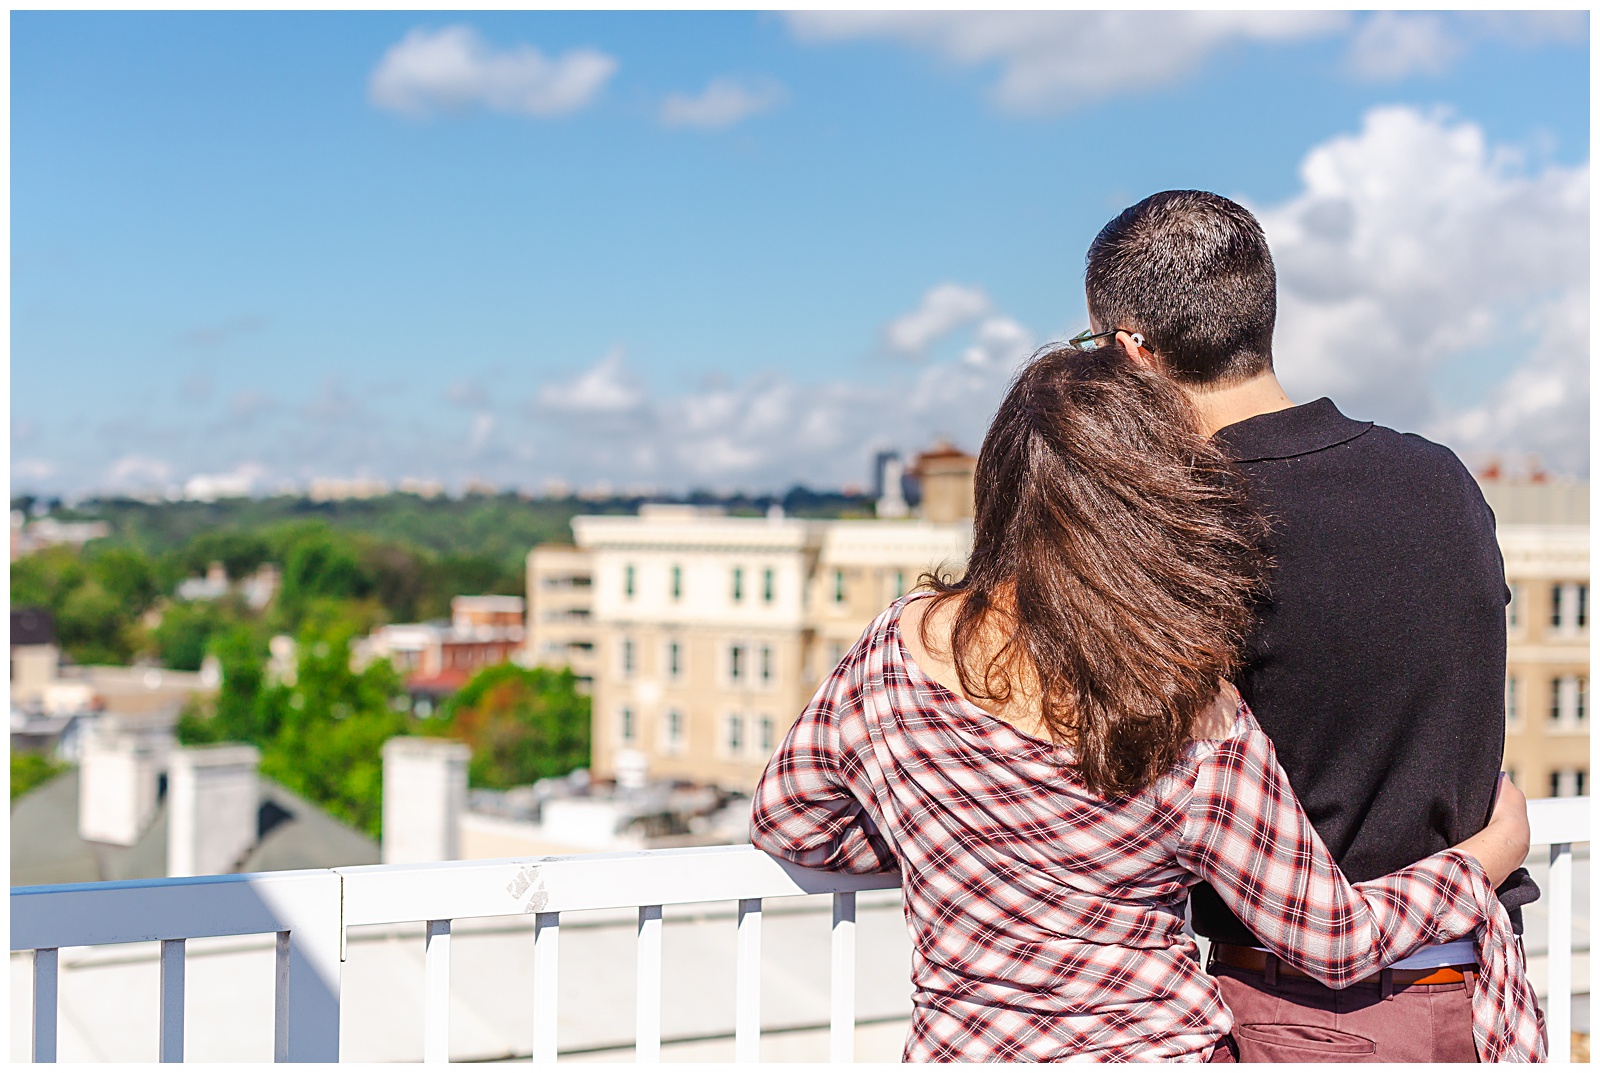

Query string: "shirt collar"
[[1212, 397, 1373, 463]]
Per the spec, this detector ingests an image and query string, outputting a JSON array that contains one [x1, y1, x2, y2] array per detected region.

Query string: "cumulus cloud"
[[1345, 13, 1465, 81], [536, 347, 645, 415], [884, 283, 992, 354], [661, 77, 786, 129], [369, 26, 617, 118], [107, 455, 172, 486], [467, 413, 497, 453], [785, 11, 1346, 112], [1257, 105, 1588, 473]]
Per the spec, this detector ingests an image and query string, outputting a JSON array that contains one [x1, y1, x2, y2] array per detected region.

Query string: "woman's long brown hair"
[[920, 345, 1267, 798]]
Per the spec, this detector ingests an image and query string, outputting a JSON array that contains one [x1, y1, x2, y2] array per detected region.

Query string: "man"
[[1077, 190, 1536, 1062]]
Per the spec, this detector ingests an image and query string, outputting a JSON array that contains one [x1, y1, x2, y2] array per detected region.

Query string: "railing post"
[[268, 871, 344, 1062], [1546, 842, 1572, 1063], [735, 898, 763, 1063], [830, 892, 857, 1063], [532, 912, 561, 1063], [424, 920, 452, 1063], [159, 939, 185, 1062], [33, 947, 58, 1063], [636, 905, 663, 1063]]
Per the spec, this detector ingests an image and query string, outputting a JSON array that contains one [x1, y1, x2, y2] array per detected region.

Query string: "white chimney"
[[167, 745, 260, 878], [877, 455, 909, 518], [382, 737, 469, 864], [78, 724, 164, 846]]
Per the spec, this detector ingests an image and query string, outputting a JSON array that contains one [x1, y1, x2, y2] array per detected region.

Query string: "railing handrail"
[[10, 798, 1590, 1064], [13, 798, 1587, 926]]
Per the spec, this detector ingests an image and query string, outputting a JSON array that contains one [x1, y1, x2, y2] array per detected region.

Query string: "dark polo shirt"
[[1191, 398, 1533, 946]]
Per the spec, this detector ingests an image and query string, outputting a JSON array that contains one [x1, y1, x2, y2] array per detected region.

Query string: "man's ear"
[[1116, 331, 1156, 369]]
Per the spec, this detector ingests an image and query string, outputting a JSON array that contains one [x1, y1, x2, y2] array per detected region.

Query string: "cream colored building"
[[1483, 478, 1589, 799], [559, 505, 973, 793], [525, 545, 598, 693]]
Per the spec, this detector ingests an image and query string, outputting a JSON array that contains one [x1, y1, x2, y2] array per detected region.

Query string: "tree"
[[425, 664, 591, 789], [153, 600, 229, 671], [255, 611, 409, 838]]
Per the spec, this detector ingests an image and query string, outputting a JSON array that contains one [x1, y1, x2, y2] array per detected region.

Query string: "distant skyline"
[[12, 10, 1590, 499]]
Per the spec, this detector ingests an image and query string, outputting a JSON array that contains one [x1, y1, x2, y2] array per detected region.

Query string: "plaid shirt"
[[751, 596, 1545, 1062]]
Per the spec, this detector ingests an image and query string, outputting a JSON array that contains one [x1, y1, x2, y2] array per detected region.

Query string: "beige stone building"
[[1483, 478, 1589, 799], [524, 545, 598, 693], [548, 504, 973, 793]]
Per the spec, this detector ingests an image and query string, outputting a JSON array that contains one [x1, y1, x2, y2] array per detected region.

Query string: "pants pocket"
[[1232, 1023, 1378, 1062]]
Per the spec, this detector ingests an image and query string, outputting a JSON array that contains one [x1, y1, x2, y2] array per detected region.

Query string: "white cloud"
[[661, 77, 786, 130], [536, 347, 645, 415], [12, 458, 55, 483], [785, 11, 1346, 112], [962, 316, 1034, 370], [884, 283, 992, 353], [107, 455, 172, 486], [1257, 105, 1588, 473], [467, 413, 497, 453], [369, 26, 617, 118], [1345, 13, 1465, 81]]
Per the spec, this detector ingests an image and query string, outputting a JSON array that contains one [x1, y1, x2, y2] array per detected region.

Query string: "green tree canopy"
[[425, 663, 591, 789]]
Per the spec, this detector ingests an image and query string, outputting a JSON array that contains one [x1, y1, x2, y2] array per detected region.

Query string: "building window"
[[672, 565, 683, 601], [1549, 768, 1587, 798], [1578, 676, 1589, 723], [664, 709, 684, 752], [729, 644, 744, 683], [833, 570, 846, 604], [1507, 584, 1520, 629], [732, 567, 744, 603], [622, 638, 635, 677], [619, 706, 635, 743], [763, 568, 775, 603], [625, 564, 636, 599], [828, 642, 846, 669], [1506, 676, 1519, 727], [758, 716, 775, 753], [1551, 583, 1587, 631], [666, 640, 682, 681], [893, 570, 906, 600], [1550, 676, 1564, 722], [760, 645, 773, 685], [726, 713, 744, 755]]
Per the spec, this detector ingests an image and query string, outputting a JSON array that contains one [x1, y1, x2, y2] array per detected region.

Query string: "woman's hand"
[[1456, 774, 1531, 888]]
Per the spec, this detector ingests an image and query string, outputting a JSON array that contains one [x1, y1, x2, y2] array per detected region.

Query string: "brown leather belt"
[[1210, 942, 1471, 987]]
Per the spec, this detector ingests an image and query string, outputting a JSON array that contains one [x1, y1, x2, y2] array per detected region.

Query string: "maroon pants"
[[1208, 962, 1480, 1063]]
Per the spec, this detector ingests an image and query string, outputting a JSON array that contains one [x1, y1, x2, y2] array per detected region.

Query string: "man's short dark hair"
[[1085, 190, 1277, 385]]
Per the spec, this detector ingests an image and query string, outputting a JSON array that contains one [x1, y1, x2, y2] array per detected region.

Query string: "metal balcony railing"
[[11, 797, 1590, 1063]]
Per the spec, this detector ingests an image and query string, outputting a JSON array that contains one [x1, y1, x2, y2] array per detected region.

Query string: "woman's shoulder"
[[1189, 683, 1251, 743]]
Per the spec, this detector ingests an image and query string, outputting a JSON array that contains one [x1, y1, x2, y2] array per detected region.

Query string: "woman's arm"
[[1175, 709, 1518, 989], [749, 670, 898, 875]]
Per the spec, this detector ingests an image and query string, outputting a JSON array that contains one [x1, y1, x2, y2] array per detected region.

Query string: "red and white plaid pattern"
[[751, 596, 1545, 1062]]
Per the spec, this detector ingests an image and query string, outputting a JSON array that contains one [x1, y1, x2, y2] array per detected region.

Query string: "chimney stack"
[[167, 745, 260, 877], [78, 722, 165, 846], [382, 737, 469, 863]]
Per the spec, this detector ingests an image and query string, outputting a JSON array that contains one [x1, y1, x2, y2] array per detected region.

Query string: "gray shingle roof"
[[10, 767, 379, 886]]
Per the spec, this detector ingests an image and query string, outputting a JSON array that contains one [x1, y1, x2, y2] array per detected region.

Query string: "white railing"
[[11, 798, 1590, 1064]]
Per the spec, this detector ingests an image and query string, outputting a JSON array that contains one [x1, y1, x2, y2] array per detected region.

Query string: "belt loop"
[[1264, 954, 1278, 988], [1380, 968, 1394, 1000]]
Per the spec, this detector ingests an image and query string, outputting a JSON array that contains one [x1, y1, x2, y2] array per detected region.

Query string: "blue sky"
[[11, 11, 1590, 499]]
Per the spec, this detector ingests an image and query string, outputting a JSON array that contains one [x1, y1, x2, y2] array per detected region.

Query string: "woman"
[[749, 346, 1542, 1062]]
